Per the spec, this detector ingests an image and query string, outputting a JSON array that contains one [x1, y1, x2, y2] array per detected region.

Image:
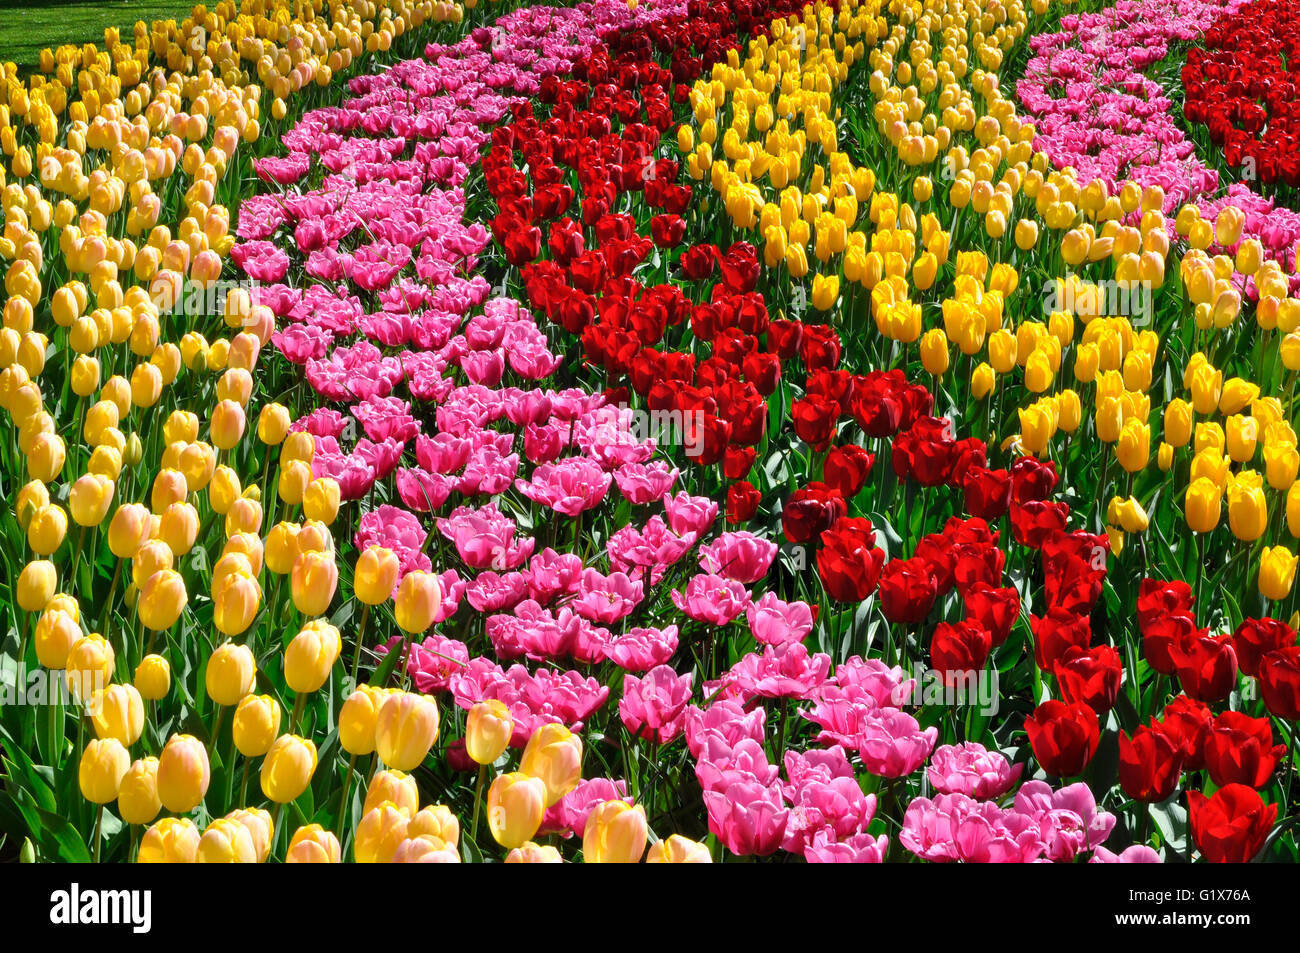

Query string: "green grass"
[[0, 0, 192, 69]]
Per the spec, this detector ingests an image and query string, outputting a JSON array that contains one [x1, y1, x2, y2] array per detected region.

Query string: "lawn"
[[0, 0, 190, 69]]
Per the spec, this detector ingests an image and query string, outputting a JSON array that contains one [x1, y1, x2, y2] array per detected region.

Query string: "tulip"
[[80, 738, 131, 804], [646, 834, 713, 863], [394, 570, 442, 634], [302, 477, 341, 524], [354, 802, 411, 863], [107, 503, 151, 559], [519, 722, 583, 806], [157, 734, 210, 813], [355, 545, 400, 604], [27, 504, 68, 556], [1188, 784, 1275, 863], [196, 817, 258, 863], [1260, 546, 1299, 601], [138, 569, 187, 631], [393, 835, 460, 863], [89, 683, 145, 746], [34, 609, 80, 669], [486, 773, 547, 849], [1107, 496, 1149, 534], [232, 694, 282, 757], [375, 692, 440, 771], [65, 633, 115, 702], [117, 757, 162, 826], [17, 559, 57, 612], [67, 473, 114, 528], [365, 769, 421, 818], [409, 805, 460, 846], [260, 735, 318, 804], [284, 619, 342, 694], [286, 825, 341, 863], [209, 399, 246, 450], [1227, 473, 1268, 541], [138, 817, 200, 863], [206, 641, 256, 706], [226, 808, 275, 862], [1185, 478, 1222, 533], [290, 550, 337, 617], [339, 684, 393, 756], [583, 800, 647, 863], [257, 403, 292, 445], [1116, 419, 1150, 473], [209, 465, 242, 514], [466, 699, 513, 766], [505, 841, 563, 863], [919, 329, 948, 376], [278, 459, 312, 505]]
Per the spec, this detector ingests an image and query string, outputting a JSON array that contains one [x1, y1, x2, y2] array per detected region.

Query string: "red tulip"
[[1188, 784, 1277, 863], [1118, 726, 1183, 803], [1024, 700, 1099, 778]]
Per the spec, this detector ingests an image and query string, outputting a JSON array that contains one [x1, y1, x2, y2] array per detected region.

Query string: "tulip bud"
[[519, 722, 583, 807], [375, 692, 440, 771], [354, 802, 411, 863], [108, 502, 151, 559], [138, 568, 188, 631], [257, 403, 291, 445], [157, 734, 210, 813], [90, 683, 145, 746], [232, 694, 282, 757], [206, 641, 256, 706], [118, 757, 162, 826], [354, 545, 400, 604], [394, 570, 442, 634], [286, 824, 341, 863], [208, 465, 242, 514], [264, 521, 301, 574], [505, 841, 563, 863], [409, 805, 460, 846], [226, 808, 274, 862], [34, 608, 81, 669], [138, 816, 200, 863], [646, 833, 713, 863], [17, 559, 57, 612], [284, 619, 342, 694], [134, 654, 171, 700], [1261, 546, 1298, 601], [290, 550, 338, 617], [212, 572, 261, 636], [260, 734, 317, 804], [302, 477, 340, 524], [465, 699, 513, 766], [487, 773, 547, 849], [583, 800, 647, 863], [27, 504, 67, 555], [79, 737, 131, 804], [66, 633, 115, 702], [1185, 477, 1222, 534], [196, 817, 258, 863], [339, 684, 392, 756], [364, 769, 420, 817]]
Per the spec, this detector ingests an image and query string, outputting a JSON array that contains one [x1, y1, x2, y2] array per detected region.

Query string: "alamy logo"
[[49, 884, 152, 933]]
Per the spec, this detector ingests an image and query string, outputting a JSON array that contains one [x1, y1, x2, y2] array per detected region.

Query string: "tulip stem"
[[239, 758, 251, 807], [470, 763, 487, 843], [289, 692, 306, 737], [336, 753, 358, 838], [348, 604, 372, 690], [91, 804, 104, 864], [1285, 721, 1297, 813], [68, 525, 88, 592], [99, 558, 124, 645]]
